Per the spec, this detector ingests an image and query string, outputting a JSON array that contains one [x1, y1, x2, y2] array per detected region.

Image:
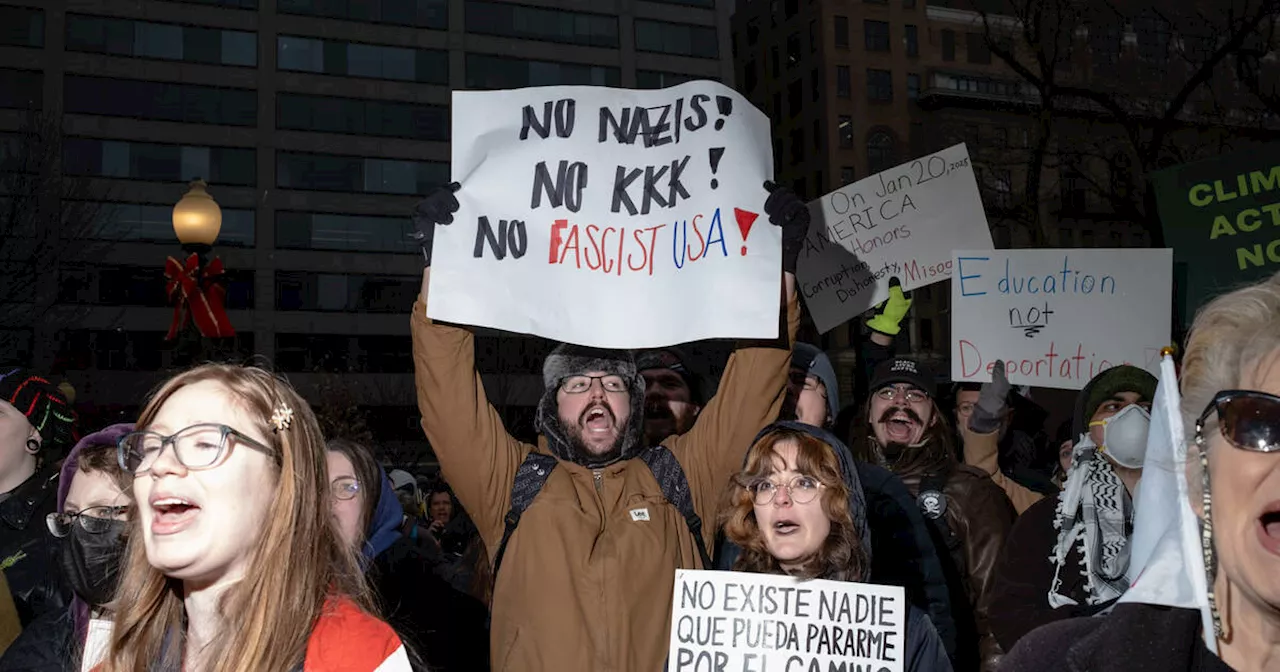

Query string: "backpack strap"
[[492, 452, 558, 581], [640, 445, 713, 570]]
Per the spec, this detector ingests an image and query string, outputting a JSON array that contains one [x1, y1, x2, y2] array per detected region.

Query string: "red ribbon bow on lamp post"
[[164, 253, 236, 340]]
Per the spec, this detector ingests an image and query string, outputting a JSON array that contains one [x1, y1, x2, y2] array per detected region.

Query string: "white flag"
[[1119, 354, 1216, 652]]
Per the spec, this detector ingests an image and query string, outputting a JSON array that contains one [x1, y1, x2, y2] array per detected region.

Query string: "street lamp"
[[166, 179, 233, 363], [172, 178, 222, 261]]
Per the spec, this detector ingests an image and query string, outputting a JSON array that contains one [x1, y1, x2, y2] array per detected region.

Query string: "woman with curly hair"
[[721, 421, 952, 671]]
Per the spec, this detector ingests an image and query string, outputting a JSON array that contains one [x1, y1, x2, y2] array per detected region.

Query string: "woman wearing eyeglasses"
[[96, 365, 410, 672], [325, 439, 489, 672], [1001, 272, 1280, 672], [720, 422, 952, 672], [0, 424, 133, 671]]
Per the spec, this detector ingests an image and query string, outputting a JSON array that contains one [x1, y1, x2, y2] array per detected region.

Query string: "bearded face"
[[555, 372, 632, 462], [868, 384, 935, 458]]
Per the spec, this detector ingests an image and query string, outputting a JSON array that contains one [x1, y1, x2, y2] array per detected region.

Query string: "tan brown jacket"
[[411, 292, 798, 672], [960, 427, 1044, 514]]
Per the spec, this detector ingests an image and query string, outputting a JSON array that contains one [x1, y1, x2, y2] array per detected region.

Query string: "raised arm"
[[411, 187, 531, 548], [671, 181, 808, 545]]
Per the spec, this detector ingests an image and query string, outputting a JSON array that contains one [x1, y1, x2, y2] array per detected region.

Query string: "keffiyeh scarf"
[[1048, 436, 1133, 608]]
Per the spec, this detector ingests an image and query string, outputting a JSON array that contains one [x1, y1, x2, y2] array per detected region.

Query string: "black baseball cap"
[[869, 358, 937, 398]]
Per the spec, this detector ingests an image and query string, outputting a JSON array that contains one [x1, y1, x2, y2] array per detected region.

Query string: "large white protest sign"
[[798, 144, 993, 333], [427, 82, 780, 349], [950, 249, 1173, 390], [667, 569, 906, 672]]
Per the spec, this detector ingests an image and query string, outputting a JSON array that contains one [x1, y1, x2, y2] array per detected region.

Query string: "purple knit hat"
[[57, 423, 135, 642]]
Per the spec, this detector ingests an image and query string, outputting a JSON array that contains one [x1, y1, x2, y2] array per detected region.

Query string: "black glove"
[[763, 181, 810, 274], [411, 182, 461, 266]]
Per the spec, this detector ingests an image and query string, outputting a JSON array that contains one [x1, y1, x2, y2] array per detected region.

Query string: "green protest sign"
[[1152, 145, 1280, 321]]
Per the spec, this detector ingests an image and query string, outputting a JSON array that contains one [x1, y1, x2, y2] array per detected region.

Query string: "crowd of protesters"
[[0, 177, 1275, 672]]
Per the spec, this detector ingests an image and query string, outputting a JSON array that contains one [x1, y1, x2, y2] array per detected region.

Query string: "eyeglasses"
[[560, 375, 628, 395], [747, 475, 824, 505], [118, 423, 275, 474], [46, 505, 129, 538], [875, 386, 929, 404], [331, 476, 361, 501], [1196, 390, 1280, 453], [956, 402, 976, 416]]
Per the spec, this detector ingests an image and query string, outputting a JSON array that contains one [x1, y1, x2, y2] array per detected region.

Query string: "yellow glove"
[[866, 279, 912, 336]]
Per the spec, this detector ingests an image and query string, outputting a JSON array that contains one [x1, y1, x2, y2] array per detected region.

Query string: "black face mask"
[[58, 519, 128, 607]]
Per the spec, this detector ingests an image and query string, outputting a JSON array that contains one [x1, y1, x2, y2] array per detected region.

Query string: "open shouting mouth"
[[879, 407, 922, 444], [581, 404, 616, 434]]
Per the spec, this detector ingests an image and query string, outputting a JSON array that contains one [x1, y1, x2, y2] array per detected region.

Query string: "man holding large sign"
[[949, 249, 1172, 389], [409, 82, 809, 672], [798, 144, 994, 333]]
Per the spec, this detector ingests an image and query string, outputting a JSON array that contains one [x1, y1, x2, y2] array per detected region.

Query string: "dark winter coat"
[[0, 608, 74, 671], [986, 493, 1113, 651], [0, 468, 68, 627], [1001, 603, 1234, 672]]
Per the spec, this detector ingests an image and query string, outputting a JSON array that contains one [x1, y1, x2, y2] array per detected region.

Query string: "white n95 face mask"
[[1091, 403, 1151, 469]]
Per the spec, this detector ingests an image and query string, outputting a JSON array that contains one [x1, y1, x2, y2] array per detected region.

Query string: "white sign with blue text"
[[797, 143, 993, 334], [949, 248, 1173, 390], [667, 569, 906, 672]]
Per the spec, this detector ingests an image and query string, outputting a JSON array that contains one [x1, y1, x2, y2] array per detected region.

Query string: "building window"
[[0, 69, 41, 110], [813, 119, 822, 149], [834, 16, 849, 48], [276, 211, 417, 253], [907, 73, 921, 100], [786, 32, 801, 68], [64, 76, 257, 126], [637, 71, 708, 89], [841, 166, 856, 185], [864, 20, 889, 52], [0, 6, 43, 48], [466, 2, 618, 48], [838, 116, 853, 148], [743, 61, 758, 93], [771, 46, 780, 77], [836, 65, 851, 98], [634, 19, 718, 59], [941, 29, 955, 61], [867, 130, 896, 174], [1062, 164, 1088, 213], [62, 138, 256, 185], [1090, 23, 1120, 72], [60, 265, 254, 309], [56, 330, 255, 372], [866, 68, 893, 102], [277, 36, 448, 84], [465, 54, 619, 88], [785, 0, 800, 18], [771, 93, 782, 120], [277, 93, 448, 141], [904, 0, 916, 8], [277, 0, 446, 29], [967, 32, 992, 64], [905, 25, 919, 57], [789, 128, 804, 166], [984, 167, 1013, 210], [787, 79, 803, 117], [747, 18, 760, 45], [65, 14, 257, 66], [277, 152, 447, 195], [814, 169, 824, 195], [275, 272, 419, 313], [79, 201, 255, 246], [809, 19, 817, 53]]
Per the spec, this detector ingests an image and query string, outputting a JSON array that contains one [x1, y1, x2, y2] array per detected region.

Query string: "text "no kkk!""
[[521, 94, 736, 216]]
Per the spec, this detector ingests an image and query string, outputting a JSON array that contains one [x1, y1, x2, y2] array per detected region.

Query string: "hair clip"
[[271, 404, 294, 433]]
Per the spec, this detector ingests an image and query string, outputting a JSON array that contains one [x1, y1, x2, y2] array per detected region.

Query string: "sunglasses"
[[1195, 390, 1280, 453]]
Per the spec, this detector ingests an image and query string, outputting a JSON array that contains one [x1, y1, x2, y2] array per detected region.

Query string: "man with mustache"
[[636, 348, 702, 446], [860, 357, 1016, 672], [408, 181, 807, 672]]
